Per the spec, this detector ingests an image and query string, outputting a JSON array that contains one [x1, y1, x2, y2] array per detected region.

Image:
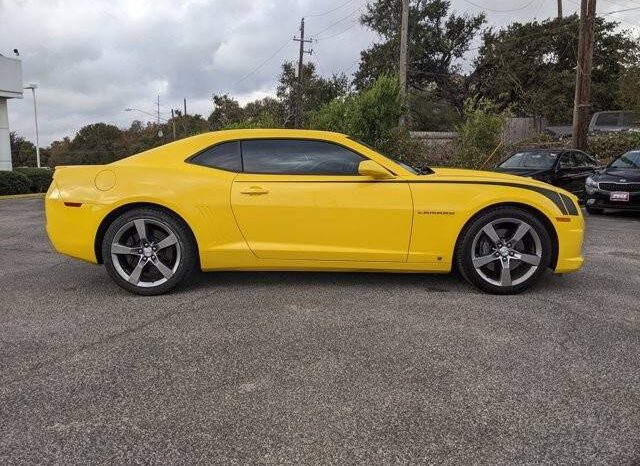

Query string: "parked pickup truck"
[[547, 111, 640, 137]]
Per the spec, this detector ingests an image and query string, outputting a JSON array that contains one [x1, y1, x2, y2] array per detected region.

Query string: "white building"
[[0, 54, 23, 171]]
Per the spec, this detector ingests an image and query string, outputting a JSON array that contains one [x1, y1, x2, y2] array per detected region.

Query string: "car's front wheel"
[[455, 207, 552, 294], [102, 207, 197, 295]]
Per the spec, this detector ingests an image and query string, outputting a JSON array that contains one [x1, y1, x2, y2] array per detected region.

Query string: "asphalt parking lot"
[[0, 198, 639, 465]]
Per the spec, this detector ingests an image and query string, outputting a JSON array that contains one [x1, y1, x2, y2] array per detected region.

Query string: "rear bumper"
[[45, 181, 107, 263], [554, 213, 585, 274]]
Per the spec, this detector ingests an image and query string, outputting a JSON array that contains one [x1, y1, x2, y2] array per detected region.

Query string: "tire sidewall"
[[456, 207, 552, 295], [102, 208, 196, 295]]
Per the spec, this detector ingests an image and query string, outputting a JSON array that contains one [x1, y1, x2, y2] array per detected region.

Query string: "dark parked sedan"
[[495, 149, 600, 198], [585, 149, 640, 214]]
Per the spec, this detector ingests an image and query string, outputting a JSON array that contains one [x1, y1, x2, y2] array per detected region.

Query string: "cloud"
[[2, 0, 632, 146]]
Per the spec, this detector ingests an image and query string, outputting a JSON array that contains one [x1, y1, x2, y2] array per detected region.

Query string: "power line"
[[602, 5, 640, 13], [460, 0, 539, 13], [232, 38, 292, 86], [315, 21, 358, 41], [311, 4, 364, 37], [307, 0, 356, 18]]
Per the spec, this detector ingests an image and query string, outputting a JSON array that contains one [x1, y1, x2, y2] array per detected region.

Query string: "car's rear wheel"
[[102, 207, 197, 295], [455, 207, 552, 294]]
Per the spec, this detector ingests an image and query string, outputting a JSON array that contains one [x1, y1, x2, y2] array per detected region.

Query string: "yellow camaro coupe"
[[45, 129, 584, 295]]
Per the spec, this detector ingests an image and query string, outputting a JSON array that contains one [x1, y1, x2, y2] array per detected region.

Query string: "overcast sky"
[[1, 0, 638, 146]]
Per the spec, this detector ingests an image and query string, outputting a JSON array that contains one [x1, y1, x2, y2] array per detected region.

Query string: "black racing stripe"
[[404, 180, 570, 215], [560, 193, 579, 216]]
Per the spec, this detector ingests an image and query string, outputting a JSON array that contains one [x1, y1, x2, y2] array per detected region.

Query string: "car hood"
[[592, 167, 640, 182]]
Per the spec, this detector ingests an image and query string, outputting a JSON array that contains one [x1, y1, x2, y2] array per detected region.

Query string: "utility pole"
[[183, 98, 187, 116], [572, 0, 596, 151], [399, 0, 409, 128], [156, 95, 164, 139], [171, 108, 177, 141], [293, 18, 313, 129], [557, 0, 563, 19]]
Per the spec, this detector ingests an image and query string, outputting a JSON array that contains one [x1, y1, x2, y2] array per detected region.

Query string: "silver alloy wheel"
[[470, 217, 542, 287], [110, 218, 181, 288]]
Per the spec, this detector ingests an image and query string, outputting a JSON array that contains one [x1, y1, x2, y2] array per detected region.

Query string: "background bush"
[[309, 75, 404, 151], [14, 167, 53, 193], [0, 171, 32, 195], [455, 97, 507, 168]]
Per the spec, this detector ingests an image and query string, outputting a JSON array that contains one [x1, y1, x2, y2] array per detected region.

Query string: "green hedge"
[[0, 171, 32, 195], [13, 167, 53, 193]]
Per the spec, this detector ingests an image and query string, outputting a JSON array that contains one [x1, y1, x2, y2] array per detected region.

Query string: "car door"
[[230, 139, 413, 262], [554, 151, 582, 194], [571, 151, 599, 197]]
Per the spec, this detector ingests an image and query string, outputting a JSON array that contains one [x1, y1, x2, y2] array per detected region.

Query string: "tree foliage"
[[10, 132, 45, 167], [456, 97, 507, 168], [354, 0, 484, 121], [310, 75, 406, 149], [472, 15, 638, 124], [277, 61, 350, 127]]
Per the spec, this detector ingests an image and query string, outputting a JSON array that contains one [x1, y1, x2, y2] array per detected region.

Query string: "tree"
[[9, 132, 43, 167], [471, 15, 639, 124], [224, 97, 287, 129], [277, 61, 349, 127], [354, 0, 484, 118], [456, 97, 507, 168], [69, 123, 126, 165], [208, 95, 245, 129], [617, 64, 640, 114], [310, 75, 402, 146]]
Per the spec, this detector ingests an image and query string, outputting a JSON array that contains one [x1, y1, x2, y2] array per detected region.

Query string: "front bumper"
[[553, 208, 585, 274], [585, 189, 640, 211]]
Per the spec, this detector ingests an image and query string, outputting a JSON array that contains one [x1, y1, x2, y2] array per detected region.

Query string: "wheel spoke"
[[517, 253, 541, 266], [499, 262, 512, 287], [510, 221, 530, 244], [473, 254, 499, 268], [112, 243, 139, 255], [155, 233, 178, 250], [482, 223, 501, 244], [128, 258, 147, 284], [151, 258, 174, 279], [134, 219, 147, 241]]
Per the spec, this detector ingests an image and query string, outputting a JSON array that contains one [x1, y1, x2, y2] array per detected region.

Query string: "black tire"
[[455, 206, 552, 295], [101, 207, 197, 295], [586, 206, 604, 215]]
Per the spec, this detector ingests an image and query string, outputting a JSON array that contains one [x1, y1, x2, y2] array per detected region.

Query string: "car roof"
[[509, 148, 566, 153]]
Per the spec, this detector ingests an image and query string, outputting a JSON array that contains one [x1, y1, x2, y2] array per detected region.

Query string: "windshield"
[[348, 137, 427, 175], [610, 151, 640, 169], [499, 151, 559, 169]]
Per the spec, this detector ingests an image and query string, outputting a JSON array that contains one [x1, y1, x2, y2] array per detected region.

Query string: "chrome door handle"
[[240, 186, 269, 195]]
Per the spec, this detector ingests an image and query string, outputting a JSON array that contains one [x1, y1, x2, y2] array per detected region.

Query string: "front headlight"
[[586, 177, 598, 193]]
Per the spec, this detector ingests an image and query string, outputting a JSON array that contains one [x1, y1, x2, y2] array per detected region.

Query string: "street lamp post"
[[24, 83, 40, 168]]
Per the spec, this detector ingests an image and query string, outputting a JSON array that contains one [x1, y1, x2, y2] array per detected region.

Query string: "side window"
[[595, 112, 619, 127], [241, 139, 365, 175], [574, 152, 598, 167], [558, 153, 577, 169], [190, 141, 242, 172]]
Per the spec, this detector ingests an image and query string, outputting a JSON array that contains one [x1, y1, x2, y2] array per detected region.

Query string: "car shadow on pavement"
[[179, 268, 568, 296]]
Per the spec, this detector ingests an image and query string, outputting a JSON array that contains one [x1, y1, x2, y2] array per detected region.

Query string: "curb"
[[0, 193, 46, 200]]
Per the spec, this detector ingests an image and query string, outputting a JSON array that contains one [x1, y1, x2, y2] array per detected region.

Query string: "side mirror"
[[358, 160, 395, 179]]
